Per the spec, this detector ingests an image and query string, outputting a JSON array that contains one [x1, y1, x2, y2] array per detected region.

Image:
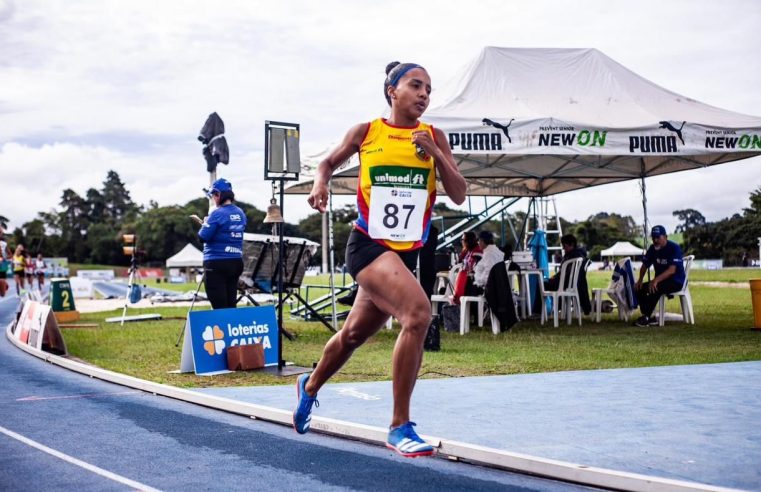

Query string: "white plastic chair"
[[539, 257, 584, 327], [431, 264, 461, 314], [462, 260, 521, 335], [459, 293, 487, 335], [657, 255, 695, 326], [593, 288, 634, 322], [593, 257, 637, 323]]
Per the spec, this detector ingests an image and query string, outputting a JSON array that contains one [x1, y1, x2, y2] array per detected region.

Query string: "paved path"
[[198, 361, 761, 490], [0, 294, 589, 491], [6, 289, 761, 489]]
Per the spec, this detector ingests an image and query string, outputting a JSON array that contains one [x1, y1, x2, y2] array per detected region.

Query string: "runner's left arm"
[[413, 127, 466, 204]]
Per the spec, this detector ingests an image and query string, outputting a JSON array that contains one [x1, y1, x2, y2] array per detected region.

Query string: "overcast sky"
[[1, 0, 760, 237]]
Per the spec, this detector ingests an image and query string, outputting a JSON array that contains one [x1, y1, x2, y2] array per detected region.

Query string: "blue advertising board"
[[183, 306, 279, 375]]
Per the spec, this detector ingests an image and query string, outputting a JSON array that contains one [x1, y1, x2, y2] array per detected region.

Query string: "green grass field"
[[59, 269, 761, 388]]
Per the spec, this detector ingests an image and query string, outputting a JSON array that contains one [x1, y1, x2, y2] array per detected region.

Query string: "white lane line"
[[17, 390, 140, 402], [0, 425, 161, 492]]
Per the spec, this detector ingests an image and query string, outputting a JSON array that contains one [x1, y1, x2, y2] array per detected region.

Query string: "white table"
[[517, 269, 546, 319]]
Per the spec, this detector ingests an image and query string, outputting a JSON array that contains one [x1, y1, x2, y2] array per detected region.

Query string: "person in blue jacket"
[[633, 225, 685, 326], [196, 178, 247, 309]]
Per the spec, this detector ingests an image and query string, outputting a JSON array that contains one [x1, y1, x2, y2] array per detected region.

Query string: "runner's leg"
[[305, 287, 390, 396], [354, 252, 431, 428]]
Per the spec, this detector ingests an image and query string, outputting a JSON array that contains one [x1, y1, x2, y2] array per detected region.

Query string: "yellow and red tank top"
[[354, 118, 437, 251]]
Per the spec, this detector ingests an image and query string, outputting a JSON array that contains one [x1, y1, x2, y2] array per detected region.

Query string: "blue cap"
[[650, 225, 667, 238], [205, 178, 232, 197]]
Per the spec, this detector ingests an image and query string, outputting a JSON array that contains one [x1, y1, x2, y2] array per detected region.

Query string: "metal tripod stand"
[[174, 270, 207, 347]]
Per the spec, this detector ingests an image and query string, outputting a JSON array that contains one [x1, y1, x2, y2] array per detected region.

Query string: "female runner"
[[294, 61, 466, 457]]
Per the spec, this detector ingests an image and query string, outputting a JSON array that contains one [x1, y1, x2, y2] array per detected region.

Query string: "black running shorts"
[[345, 229, 419, 279]]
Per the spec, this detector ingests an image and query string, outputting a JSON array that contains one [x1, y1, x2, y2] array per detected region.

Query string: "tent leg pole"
[[640, 161, 651, 282], [328, 181, 338, 331]]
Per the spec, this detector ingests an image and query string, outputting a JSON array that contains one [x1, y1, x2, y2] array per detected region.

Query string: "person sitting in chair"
[[543, 234, 591, 315], [458, 231, 482, 273], [473, 231, 504, 290], [633, 225, 685, 327]]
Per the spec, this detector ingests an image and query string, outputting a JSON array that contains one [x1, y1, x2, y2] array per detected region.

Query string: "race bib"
[[367, 166, 429, 242]]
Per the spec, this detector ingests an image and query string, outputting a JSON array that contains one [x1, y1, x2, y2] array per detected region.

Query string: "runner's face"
[[651, 235, 667, 248], [389, 68, 431, 118]]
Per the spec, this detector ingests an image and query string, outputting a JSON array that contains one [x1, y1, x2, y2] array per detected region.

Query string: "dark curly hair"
[[383, 61, 424, 106]]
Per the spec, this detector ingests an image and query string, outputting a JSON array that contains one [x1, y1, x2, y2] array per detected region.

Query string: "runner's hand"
[[412, 131, 437, 158], [308, 183, 329, 213]]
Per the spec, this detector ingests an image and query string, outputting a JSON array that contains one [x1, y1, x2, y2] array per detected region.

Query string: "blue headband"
[[389, 64, 422, 87]]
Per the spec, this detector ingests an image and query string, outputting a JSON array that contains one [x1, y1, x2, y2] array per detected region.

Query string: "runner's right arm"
[[308, 123, 368, 213]]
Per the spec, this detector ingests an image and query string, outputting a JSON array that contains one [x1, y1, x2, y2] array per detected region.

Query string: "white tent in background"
[[285, 47, 761, 326], [287, 47, 761, 200], [166, 243, 203, 268], [600, 241, 646, 257]]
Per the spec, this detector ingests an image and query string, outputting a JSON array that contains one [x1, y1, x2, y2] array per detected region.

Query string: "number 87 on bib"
[[368, 166, 429, 242]]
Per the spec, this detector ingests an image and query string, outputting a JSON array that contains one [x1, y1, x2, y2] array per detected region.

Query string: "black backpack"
[[424, 314, 441, 352]]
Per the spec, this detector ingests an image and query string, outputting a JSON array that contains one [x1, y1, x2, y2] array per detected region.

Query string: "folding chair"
[[539, 257, 584, 327], [459, 292, 487, 335], [657, 255, 695, 326], [593, 257, 637, 323]]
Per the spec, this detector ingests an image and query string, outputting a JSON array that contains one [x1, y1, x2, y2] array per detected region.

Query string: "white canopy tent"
[[285, 47, 761, 324], [166, 243, 203, 268], [287, 47, 761, 200], [600, 241, 646, 257]]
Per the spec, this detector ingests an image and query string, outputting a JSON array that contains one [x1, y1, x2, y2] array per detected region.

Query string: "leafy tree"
[[135, 205, 200, 264], [569, 212, 640, 259], [672, 209, 706, 233], [745, 188, 761, 216], [86, 188, 107, 224], [0, 215, 8, 229], [86, 223, 124, 265], [20, 219, 46, 255], [11, 227, 24, 250], [101, 170, 140, 224], [58, 188, 90, 262], [682, 187, 761, 265]]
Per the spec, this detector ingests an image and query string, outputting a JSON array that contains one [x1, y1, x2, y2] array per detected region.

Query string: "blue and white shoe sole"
[[386, 439, 435, 458]]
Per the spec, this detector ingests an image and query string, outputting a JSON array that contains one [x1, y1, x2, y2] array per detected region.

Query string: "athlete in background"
[[0, 229, 10, 297], [12, 244, 26, 294]]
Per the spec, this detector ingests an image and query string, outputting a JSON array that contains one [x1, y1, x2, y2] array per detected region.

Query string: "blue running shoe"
[[293, 373, 319, 434], [386, 422, 434, 458]]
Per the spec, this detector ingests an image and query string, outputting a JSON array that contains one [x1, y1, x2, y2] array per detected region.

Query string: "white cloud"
[[0, 0, 759, 236]]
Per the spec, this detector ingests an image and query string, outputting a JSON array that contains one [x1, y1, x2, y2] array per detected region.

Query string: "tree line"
[[673, 188, 761, 265], [2, 171, 296, 267], [2, 171, 759, 267]]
